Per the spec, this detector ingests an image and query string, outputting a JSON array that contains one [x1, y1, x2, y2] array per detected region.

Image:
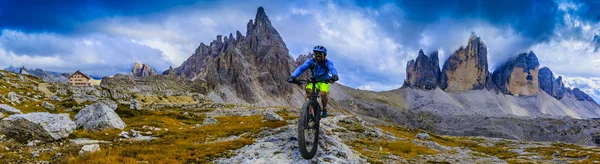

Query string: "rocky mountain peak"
[[404, 49, 441, 90], [170, 7, 296, 105], [571, 88, 595, 102], [492, 51, 540, 96], [538, 67, 565, 100], [246, 6, 284, 46], [132, 62, 155, 77], [162, 66, 176, 76], [440, 33, 489, 92], [467, 32, 482, 46], [255, 7, 269, 24]]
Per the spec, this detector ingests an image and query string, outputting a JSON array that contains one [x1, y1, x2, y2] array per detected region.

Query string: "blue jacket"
[[291, 58, 338, 81]]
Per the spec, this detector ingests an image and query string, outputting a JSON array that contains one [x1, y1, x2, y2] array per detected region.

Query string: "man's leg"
[[305, 88, 311, 99], [320, 91, 328, 118]]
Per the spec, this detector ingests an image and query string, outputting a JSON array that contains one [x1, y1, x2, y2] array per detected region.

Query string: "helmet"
[[313, 45, 327, 55]]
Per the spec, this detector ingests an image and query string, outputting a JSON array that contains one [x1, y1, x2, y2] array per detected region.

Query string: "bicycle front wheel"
[[297, 99, 320, 159]]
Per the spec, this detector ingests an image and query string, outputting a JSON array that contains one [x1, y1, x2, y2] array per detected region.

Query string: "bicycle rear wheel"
[[297, 99, 320, 159]]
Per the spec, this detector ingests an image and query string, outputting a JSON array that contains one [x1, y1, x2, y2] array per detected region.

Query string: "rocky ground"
[[0, 70, 599, 163], [215, 114, 600, 164]]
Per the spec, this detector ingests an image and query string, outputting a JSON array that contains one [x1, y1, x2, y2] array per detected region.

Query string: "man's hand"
[[287, 77, 297, 83], [330, 75, 339, 82]]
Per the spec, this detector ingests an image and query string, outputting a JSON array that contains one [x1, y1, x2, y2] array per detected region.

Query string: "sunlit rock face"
[[132, 62, 155, 77], [492, 51, 540, 96], [403, 50, 440, 90], [441, 34, 489, 92]]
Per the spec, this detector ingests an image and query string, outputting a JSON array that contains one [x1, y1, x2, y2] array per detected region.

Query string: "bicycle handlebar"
[[293, 79, 333, 84]]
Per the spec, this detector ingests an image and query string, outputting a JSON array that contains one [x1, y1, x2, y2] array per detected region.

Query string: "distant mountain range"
[[95, 6, 600, 146], [558, 75, 600, 103], [3, 66, 103, 82], [4, 66, 70, 83]]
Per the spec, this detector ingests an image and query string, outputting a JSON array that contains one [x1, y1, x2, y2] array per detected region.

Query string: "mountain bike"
[[292, 78, 331, 159]]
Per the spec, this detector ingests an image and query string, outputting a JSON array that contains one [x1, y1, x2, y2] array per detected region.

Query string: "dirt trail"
[[37, 83, 54, 98]]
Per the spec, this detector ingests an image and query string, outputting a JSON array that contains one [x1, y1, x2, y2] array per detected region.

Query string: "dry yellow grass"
[[378, 126, 420, 140], [66, 105, 289, 163], [135, 94, 196, 104], [524, 142, 600, 163], [352, 139, 437, 163], [344, 125, 436, 163]]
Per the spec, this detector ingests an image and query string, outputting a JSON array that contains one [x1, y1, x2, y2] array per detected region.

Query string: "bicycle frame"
[[294, 78, 331, 159], [296, 78, 329, 114]]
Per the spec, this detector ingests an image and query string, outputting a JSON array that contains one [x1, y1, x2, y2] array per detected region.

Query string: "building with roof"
[[68, 70, 91, 86]]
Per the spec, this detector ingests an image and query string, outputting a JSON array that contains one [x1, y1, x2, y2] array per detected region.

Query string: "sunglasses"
[[314, 52, 325, 56]]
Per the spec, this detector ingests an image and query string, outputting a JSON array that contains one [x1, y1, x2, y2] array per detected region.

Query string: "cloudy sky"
[[1, 0, 599, 93]]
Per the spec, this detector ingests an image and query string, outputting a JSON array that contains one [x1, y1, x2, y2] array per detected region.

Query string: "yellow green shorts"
[[306, 82, 330, 93]]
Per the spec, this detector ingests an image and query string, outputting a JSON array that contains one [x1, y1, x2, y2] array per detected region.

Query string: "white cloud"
[[529, 0, 600, 78], [417, 19, 533, 70], [556, 74, 600, 103], [1, 0, 598, 94], [532, 38, 600, 77], [291, 7, 309, 15], [358, 81, 402, 91], [266, 1, 415, 91], [0, 30, 167, 76], [309, 2, 412, 83], [93, 5, 253, 68]]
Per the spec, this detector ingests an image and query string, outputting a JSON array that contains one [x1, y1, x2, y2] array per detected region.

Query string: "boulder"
[[70, 94, 98, 104], [403, 50, 441, 90], [97, 99, 118, 110], [42, 101, 56, 110], [416, 133, 430, 140], [75, 103, 126, 132], [7, 92, 20, 103], [79, 144, 100, 156], [130, 99, 142, 110], [0, 104, 23, 114], [263, 111, 284, 121], [51, 96, 62, 101], [119, 131, 130, 138], [203, 117, 220, 125], [441, 33, 489, 92], [492, 51, 540, 96], [70, 94, 87, 104], [27, 140, 42, 147], [0, 112, 76, 141]]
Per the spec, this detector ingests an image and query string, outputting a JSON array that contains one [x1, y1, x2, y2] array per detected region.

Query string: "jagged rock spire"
[[132, 62, 156, 77], [440, 33, 489, 92], [492, 51, 540, 96], [404, 50, 440, 90], [170, 7, 294, 104], [538, 67, 565, 99]]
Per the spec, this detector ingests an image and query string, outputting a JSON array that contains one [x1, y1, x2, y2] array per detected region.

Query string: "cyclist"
[[288, 45, 339, 118]]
